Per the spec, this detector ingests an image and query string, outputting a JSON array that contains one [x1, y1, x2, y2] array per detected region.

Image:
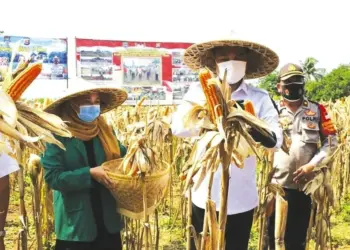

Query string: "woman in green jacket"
[[41, 86, 128, 250]]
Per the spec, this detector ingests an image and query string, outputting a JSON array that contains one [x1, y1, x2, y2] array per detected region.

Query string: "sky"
[[1, 0, 349, 75]]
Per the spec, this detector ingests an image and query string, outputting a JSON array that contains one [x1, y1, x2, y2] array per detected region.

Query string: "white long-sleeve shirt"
[[0, 153, 19, 178], [171, 81, 283, 215], [0, 133, 19, 178]]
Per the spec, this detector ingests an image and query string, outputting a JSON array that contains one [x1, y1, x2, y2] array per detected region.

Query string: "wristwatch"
[[0, 230, 6, 238]]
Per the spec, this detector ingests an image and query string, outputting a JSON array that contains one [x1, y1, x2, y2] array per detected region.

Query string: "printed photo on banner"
[[123, 57, 161, 85], [171, 66, 197, 101], [0, 35, 68, 80], [172, 68, 198, 83], [80, 66, 113, 81], [79, 48, 113, 81], [172, 83, 190, 100], [172, 51, 186, 67], [122, 86, 166, 102]]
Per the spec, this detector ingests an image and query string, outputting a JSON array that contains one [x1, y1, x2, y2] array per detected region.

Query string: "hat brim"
[[44, 87, 128, 115], [183, 39, 279, 79], [280, 72, 305, 81]]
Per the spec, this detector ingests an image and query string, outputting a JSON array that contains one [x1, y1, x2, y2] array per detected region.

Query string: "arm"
[[309, 104, 338, 166], [0, 175, 9, 242], [293, 104, 338, 183], [0, 153, 19, 246], [252, 95, 283, 149], [41, 140, 93, 192]]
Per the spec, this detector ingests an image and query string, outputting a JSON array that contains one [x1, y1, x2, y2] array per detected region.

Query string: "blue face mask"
[[78, 105, 100, 122]]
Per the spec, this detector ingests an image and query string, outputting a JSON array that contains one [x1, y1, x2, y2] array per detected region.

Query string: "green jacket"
[[41, 135, 126, 242]]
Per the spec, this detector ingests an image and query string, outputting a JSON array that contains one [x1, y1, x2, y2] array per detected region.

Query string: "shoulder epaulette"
[[308, 100, 320, 106]]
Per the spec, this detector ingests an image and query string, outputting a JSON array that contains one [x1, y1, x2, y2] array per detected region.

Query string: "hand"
[[90, 167, 114, 189], [293, 164, 315, 184]]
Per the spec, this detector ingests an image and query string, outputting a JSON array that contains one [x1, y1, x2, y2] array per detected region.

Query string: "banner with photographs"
[[76, 38, 197, 105], [0, 35, 68, 81]]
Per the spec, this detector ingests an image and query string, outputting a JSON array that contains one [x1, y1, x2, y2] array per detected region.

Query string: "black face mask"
[[281, 84, 304, 102]]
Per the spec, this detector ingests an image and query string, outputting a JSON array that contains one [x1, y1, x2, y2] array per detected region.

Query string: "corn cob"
[[198, 69, 217, 121], [6, 63, 42, 101], [244, 100, 255, 116]]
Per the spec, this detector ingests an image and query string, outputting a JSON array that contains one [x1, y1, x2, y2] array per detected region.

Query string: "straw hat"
[[183, 33, 279, 79], [44, 78, 128, 115]]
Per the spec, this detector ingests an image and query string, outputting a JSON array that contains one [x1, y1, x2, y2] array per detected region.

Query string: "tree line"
[[258, 57, 350, 102]]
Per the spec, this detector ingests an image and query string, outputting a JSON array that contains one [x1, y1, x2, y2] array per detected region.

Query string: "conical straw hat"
[[183, 31, 279, 79]]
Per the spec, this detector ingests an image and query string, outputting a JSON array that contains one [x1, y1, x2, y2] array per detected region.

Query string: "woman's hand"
[[90, 167, 114, 189]]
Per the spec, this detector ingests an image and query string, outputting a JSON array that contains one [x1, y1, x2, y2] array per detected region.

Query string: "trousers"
[[55, 232, 122, 250], [266, 188, 312, 250], [191, 203, 254, 250]]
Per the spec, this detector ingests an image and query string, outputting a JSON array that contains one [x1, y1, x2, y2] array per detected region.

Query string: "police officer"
[[267, 63, 338, 250]]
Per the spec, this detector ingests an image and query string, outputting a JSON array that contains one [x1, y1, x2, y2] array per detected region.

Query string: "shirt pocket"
[[301, 122, 320, 143], [63, 193, 84, 213]]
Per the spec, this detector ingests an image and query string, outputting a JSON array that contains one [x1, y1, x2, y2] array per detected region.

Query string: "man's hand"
[[293, 164, 315, 184], [90, 167, 114, 189]]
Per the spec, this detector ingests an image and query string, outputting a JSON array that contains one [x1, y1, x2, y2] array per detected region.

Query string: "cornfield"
[[2, 94, 350, 250]]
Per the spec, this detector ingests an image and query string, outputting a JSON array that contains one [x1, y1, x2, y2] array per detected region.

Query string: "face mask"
[[281, 83, 304, 102], [78, 105, 100, 122], [217, 60, 247, 85]]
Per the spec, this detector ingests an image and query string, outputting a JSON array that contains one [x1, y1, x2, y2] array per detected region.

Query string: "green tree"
[[257, 70, 279, 100], [300, 57, 326, 82], [305, 65, 350, 101]]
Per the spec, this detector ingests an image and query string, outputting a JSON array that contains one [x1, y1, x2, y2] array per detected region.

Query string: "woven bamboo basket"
[[102, 158, 170, 220]]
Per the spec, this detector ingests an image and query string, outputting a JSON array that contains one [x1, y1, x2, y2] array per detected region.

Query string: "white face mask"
[[217, 60, 247, 84]]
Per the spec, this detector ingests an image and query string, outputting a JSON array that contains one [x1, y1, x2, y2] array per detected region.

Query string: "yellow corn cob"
[[6, 63, 42, 101], [198, 68, 222, 121]]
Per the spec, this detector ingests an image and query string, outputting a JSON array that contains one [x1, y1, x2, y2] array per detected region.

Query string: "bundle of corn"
[[102, 99, 172, 250], [0, 89, 42, 150], [303, 166, 335, 249], [254, 149, 285, 250], [173, 138, 194, 179], [325, 97, 350, 202], [15, 101, 71, 151], [180, 68, 276, 249]]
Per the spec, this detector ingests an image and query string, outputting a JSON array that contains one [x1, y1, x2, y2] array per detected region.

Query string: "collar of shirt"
[[231, 80, 249, 99]]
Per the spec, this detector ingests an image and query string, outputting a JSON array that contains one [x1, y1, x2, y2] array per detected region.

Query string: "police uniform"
[[267, 63, 338, 250], [272, 99, 337, 190]]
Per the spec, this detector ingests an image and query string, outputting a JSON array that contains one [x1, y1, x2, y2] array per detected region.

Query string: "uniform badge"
[[307, 122, 316, 129], [288, 64, 297, 71], [305, 109, 316, 116]]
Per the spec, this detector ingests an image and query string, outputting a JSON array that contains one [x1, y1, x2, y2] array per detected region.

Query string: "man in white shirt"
[[0, 151, 20, 250], [171, 37, 283, 250]]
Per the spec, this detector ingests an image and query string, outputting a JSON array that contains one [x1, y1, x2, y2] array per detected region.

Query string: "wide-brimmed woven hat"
[[183, 33, 279, 79], [44, 78, 128, 115]]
